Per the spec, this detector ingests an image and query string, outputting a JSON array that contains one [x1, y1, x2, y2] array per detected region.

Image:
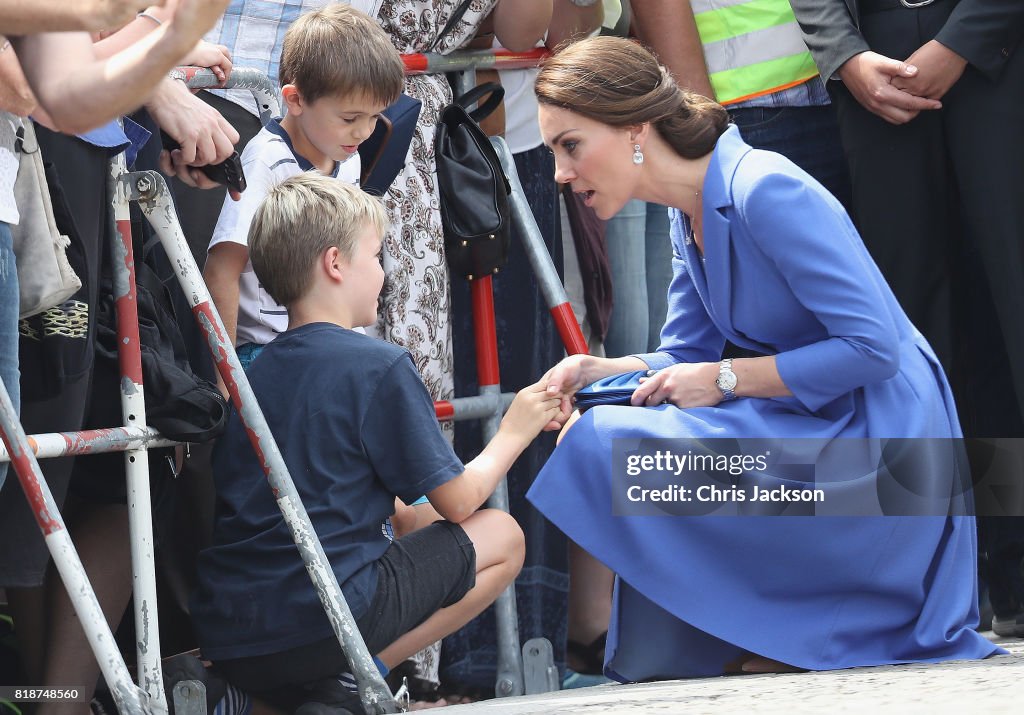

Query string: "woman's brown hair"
[[535, 36, 729, 159]]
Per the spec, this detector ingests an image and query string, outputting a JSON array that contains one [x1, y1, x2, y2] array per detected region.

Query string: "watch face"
[[717, 371, 738, 391]]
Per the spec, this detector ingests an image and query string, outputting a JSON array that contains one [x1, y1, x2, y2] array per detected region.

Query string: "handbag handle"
[[428, 0, 475, 52], [454, 82, 505, 123]]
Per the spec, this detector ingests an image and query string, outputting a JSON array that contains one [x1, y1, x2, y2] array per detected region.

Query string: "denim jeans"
[[603, 200, 673, 357], [729, 105, 851, 211], [0, 221, 20, 490]]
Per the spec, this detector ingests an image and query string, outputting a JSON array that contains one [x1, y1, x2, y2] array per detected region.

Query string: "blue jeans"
[[603, 200, 673, 357], [729, 105, 851, 211], [0, 221, 20, 490]]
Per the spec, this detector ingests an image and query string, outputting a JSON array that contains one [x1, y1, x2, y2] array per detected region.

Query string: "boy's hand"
[[500, 380, 562, 448]]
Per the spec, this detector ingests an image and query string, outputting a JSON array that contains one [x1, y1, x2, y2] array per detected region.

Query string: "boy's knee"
[[463, 509, 525, 571]]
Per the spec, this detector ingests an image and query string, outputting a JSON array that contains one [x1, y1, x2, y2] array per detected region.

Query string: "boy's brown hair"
[[248, 173, 387, 307], [279, 5, 404, 106]]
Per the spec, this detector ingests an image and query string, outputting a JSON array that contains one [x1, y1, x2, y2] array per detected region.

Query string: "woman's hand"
[[631, 362, 722, 409], [182, 40, 232, 85], [541, 354, 591, 429]]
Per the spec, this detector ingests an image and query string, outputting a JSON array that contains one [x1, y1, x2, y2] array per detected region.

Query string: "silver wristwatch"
[[716, 359, 738, 401]]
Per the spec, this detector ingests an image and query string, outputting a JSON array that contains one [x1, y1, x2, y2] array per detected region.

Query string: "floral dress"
[[371, 1, 500, 434]]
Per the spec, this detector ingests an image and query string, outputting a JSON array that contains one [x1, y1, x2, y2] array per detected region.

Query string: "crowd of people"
[[0, 1, 1021, 714]]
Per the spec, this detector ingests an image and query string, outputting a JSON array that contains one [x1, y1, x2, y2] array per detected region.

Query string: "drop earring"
[[632, 144, 644, 165]]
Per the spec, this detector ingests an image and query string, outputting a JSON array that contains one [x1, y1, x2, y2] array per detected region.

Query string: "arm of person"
[[629, 0, 715, 98], [789, 0, 870, 83], [147, 77, 239, 182], [892, 1, 1024, 100], [0, 38, 36, 116], [0, 0, 156, 35], [546, 0, 604, 49], [10, 0, 229, 135], [789, 0, 940, 124], [92, 3, 233, 83], [932, 0, 1024, 82], [740, 168, 901, 412], [203, 241, 246, 399], [492, 0, 553, 52], [543, 229, 726, 423], [427, 380, 560, 523]]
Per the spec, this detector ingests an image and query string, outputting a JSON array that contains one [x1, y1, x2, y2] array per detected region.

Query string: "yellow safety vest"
[[691, 0, 820, 105]]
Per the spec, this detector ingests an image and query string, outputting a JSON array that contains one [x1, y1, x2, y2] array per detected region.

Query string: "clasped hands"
[[540, 356, 722, 432], [838, 40, 967, 125]]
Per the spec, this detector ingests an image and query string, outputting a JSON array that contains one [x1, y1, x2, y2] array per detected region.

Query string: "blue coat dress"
[[527, 126, 999, 681]]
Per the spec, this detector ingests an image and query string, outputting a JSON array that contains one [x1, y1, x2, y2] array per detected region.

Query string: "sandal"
[[566, 632, 607, 676]]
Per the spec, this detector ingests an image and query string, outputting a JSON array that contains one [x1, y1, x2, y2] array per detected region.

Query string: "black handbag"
[[435, 82, 511, 280], [574, 370, 659, 412], [358, 93, 422, 196]]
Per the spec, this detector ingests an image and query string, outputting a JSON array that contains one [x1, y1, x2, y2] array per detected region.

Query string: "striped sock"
[[212, 684, 251, 715]]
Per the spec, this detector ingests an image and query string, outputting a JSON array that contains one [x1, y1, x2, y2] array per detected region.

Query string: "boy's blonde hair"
[[249, 174, 387, 307], [280, 4, 404, 106]]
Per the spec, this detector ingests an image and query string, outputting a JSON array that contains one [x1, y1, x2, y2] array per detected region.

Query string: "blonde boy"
[[192, 176, 559, 711]]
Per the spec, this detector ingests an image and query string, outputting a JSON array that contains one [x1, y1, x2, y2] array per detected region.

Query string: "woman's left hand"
[[630, 362, 722, 409]]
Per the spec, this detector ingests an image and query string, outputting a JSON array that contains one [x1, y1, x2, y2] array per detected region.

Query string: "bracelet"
[[137, 12, 163, 26]]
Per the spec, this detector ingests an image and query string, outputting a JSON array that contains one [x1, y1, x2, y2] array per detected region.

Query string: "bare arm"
[[428, 381, 560, 523], [204, 242, 248, 398], [492, 0, 552, 52], [0, 38, 35, 116], [11, 0, 228, 135], [630, 0, 714, 97], [0, 0, 159, 35], [91, 3, 173, 58], [546, 0, 604, 49], [630, 356, 791, 409]]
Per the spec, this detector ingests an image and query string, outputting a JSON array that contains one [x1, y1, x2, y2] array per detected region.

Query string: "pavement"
[[448, 634, 1022, 714]]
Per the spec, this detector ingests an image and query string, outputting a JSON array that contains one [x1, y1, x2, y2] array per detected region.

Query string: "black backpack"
[[435, 83, 512, 280]]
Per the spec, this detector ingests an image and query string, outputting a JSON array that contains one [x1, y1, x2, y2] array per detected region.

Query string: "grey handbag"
[[11, 120, 81, 319]]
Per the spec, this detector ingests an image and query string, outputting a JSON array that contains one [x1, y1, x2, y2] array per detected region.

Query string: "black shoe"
[[294, 703, 358, 715], [992, 609, 1024, 638], [162, 653, 228, 715]]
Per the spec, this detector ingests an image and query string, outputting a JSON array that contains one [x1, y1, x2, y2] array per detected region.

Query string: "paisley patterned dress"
[[371, 1, 500, 431]]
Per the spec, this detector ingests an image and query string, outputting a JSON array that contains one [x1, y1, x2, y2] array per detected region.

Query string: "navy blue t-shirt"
[[191, 323, 464, 660]]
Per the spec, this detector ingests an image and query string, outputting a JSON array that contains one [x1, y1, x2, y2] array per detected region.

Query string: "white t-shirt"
[[0, 112, 21, 225], [209, 119, 360, 346]]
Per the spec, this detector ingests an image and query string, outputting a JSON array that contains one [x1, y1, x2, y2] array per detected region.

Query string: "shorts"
[[214, 520, 476, 708]]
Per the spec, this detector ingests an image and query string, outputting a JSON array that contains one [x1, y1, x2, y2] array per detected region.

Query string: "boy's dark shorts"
[[215, 520, 476, 706]]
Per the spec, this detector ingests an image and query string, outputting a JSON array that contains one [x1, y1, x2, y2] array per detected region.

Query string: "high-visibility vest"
[[691, 0, 820, 105]]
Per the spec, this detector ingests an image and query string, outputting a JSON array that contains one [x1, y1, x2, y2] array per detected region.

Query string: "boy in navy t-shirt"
[[191, 174, 560, 711]]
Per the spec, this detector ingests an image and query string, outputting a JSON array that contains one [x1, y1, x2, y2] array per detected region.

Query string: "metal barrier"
[[0, 48, 585, 713]]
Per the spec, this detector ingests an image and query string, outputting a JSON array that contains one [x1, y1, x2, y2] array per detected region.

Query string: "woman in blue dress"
[[529, 36, 1000, 682]]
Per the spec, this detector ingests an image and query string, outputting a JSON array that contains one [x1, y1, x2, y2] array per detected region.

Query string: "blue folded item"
[[358, 93, 422, 196], [574, 369, 657, 412]]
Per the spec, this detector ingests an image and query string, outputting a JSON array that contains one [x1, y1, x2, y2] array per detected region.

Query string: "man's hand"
[[838, 51, 943, 125], [891, 40, 967, 101], [146, 77, 239, 194], [182, 40, 232, 85]]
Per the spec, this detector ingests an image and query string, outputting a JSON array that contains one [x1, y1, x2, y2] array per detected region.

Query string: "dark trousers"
[[831, 1, 1024, 615]]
